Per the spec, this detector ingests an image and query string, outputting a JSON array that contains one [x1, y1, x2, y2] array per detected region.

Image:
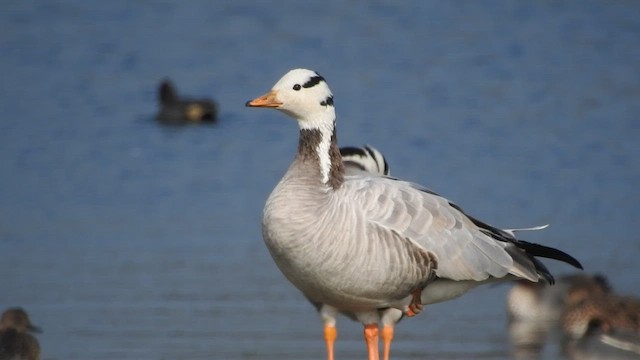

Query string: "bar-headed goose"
[[247, 68, 582, 360]]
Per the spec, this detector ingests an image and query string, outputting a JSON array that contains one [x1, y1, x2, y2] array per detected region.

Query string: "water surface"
[[1, 1, 639, 359]]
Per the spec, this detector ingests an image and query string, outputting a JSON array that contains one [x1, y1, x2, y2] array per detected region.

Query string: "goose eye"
[[293, 84, 301, 91]]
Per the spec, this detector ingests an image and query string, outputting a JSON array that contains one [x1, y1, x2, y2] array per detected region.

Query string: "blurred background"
[[1, 1, 638, 359]]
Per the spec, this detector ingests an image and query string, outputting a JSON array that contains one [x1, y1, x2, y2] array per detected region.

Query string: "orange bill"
[[245, 90, 282, 108]]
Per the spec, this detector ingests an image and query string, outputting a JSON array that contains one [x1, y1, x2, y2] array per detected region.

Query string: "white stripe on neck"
[[299, 114, 335, 185]]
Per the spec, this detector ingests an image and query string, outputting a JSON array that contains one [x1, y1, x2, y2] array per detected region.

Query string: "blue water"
[[1, 1, 639, 359]]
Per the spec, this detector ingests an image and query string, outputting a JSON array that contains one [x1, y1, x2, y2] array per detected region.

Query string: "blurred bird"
[[0, 308, 41, 360], [563, 292, 640, 338], [507, 273, 612, 323], [562, 291, 640, 359], [506, 273, 612, 358], [155, 79, 218, 125]]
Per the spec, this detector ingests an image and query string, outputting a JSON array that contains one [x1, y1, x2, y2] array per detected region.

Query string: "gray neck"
[[297, 120, 344, 189]]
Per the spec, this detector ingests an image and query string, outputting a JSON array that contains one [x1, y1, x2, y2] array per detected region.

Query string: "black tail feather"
[[530, 256, 555, 285], [517, 240, 583, 270]]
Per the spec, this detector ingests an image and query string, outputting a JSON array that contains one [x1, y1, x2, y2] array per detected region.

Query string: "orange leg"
[[364, 324, 380, 360], [381, 325, 394, 360], [404, 289, 423, 317], [324, 324, 337, 360]]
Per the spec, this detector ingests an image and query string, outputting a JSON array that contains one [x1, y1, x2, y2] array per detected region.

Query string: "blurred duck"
[[156, 79, 218, 125], [507, 273, 612, 323], [563, 292, 640, 337], [506, 273, 612, 358], [0, 308, 41, 360], [561, 291, 640, 359]]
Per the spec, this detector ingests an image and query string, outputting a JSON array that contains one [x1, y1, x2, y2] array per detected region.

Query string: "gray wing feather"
[[344, 175, 532, 282]]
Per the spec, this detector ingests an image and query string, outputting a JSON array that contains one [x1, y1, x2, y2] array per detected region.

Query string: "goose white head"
[[246, 68, 335, 128]]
